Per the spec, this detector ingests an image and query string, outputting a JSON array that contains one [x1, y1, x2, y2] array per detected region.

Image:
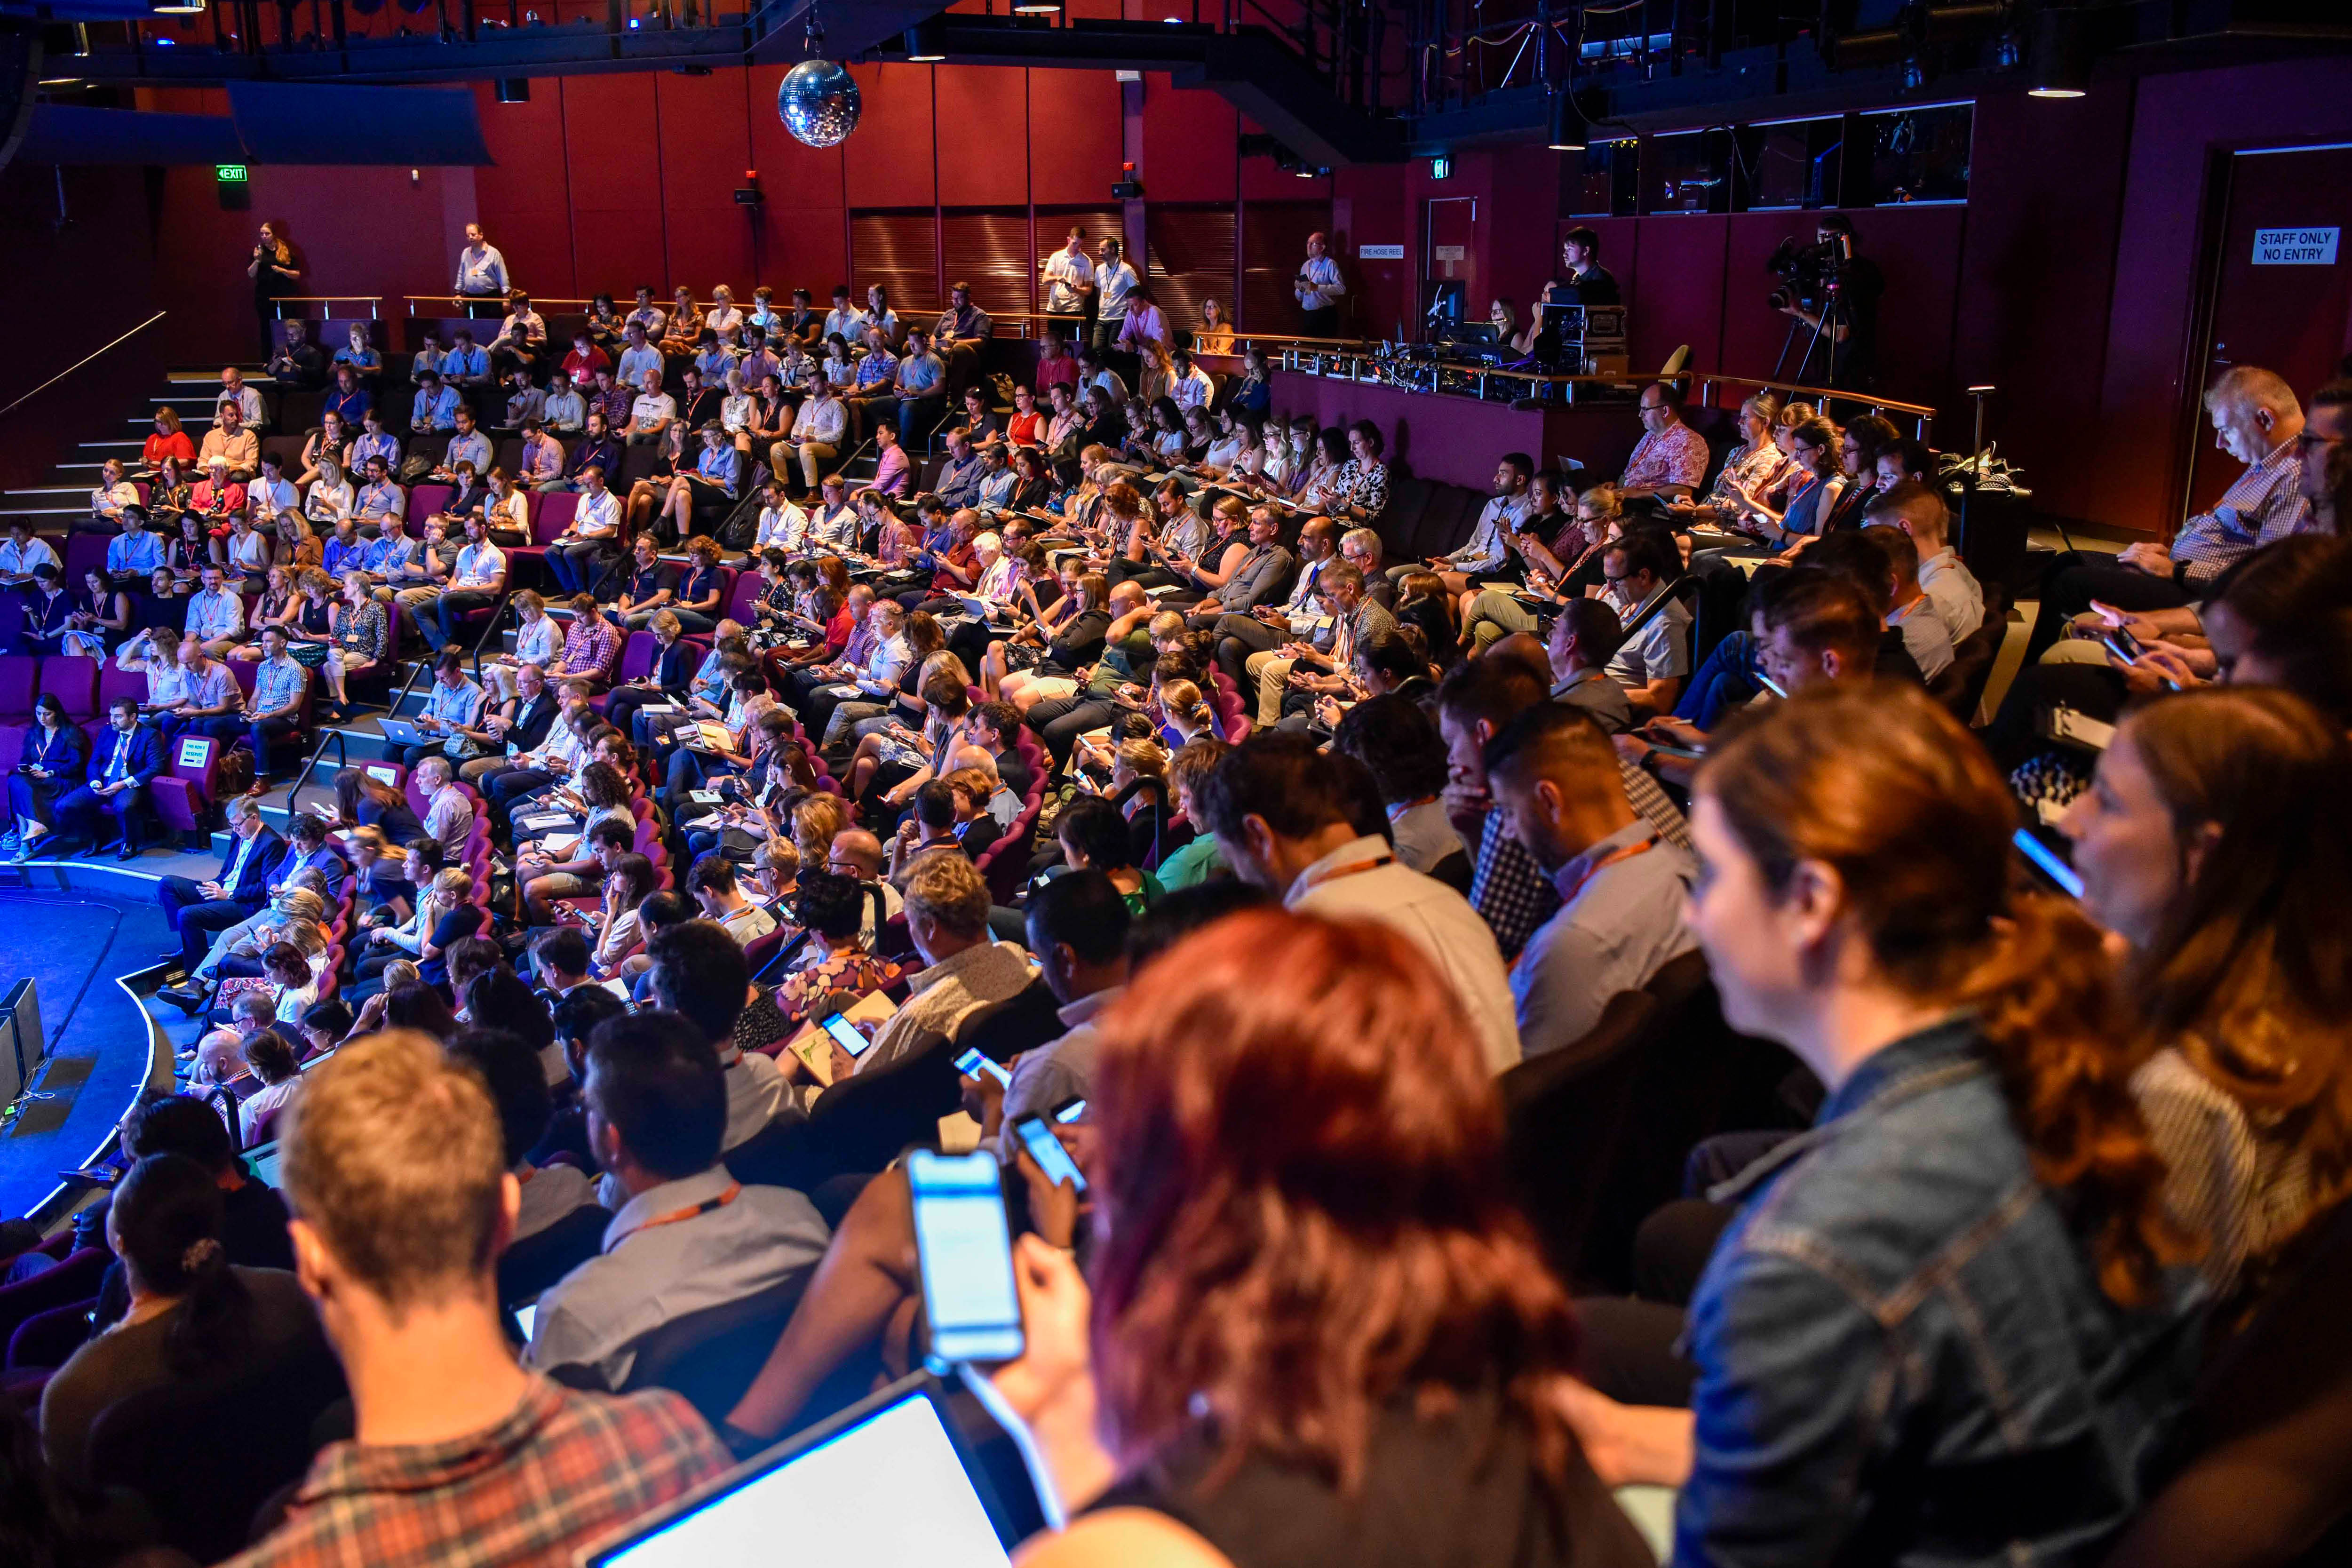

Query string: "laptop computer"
[[576, 1372, 1036, 1568], [376, 716, 431, 749]]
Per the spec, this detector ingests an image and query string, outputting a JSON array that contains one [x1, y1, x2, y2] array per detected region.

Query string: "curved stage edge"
[[2, 860, 180, 1228]]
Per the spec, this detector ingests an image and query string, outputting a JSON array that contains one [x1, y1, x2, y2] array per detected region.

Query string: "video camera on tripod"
[[1763, 231, 1854, 313]]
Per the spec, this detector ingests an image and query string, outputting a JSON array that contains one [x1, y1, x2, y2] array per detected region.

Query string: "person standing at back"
[[226, 1030, 732, 1568]]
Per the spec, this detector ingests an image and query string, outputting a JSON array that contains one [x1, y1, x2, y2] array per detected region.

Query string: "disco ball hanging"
[[779, 58, 860, 148]]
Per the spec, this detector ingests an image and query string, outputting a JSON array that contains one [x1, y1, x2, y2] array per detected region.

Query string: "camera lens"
[[1767, 288, 1793, 312]]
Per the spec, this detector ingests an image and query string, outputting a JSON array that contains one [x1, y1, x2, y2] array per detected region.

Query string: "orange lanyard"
[[621, 1182, 741, 1243], [1294, 852, 1393, 896], [1556, 835, 1656, 904]]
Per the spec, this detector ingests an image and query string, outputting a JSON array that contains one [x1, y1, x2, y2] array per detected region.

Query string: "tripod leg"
[[1769, 314, 1807, 384]]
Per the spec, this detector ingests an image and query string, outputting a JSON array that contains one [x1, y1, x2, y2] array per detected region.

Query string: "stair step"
[[78, 439, 145, 452], [0, 498, 87, 516]]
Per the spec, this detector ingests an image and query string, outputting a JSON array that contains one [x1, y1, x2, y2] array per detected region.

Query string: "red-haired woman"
[[1554, 684, 2203, 1568], [996, 908, 1653, 1568]]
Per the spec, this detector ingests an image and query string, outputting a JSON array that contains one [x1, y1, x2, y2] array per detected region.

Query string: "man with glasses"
[[1617, 383, 1709, 506]]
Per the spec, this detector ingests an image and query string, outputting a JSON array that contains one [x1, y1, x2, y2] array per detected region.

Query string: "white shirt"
[[796, 395, 848, 446], [573, 489, 622, 538], [1285, 835, 1519, 1074], [0, 537, 61, 578], [1915, 546, 1985, 643], [1042, 247, 1096, 314], [756, 501, 810, 552], [1295, 253, 1345, 310], [720, 1044, 787, 1151], [1171, 366, 1216, 411], [824, 306, 868, 341], [629, 392, 677, 430], [616, 345, 665, 387], [451, 540, 506, 589], [1096, 259, 1141, 321]]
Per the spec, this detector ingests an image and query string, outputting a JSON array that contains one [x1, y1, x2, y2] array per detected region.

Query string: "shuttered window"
[[1147, 203, 1238, 343], [850, 209, 940, 321], [940, 208, 1035, 323], [1240, 199, 1333, 333]]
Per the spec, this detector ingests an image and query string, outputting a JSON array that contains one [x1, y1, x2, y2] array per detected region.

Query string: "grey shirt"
[[1385, 797, 1463, 875], [1511, 821, 1699, 1061], [1212, 543, 1297, 613], [1550, 668, 1634, 735], [527, 1166, 829, 1389], [1000, 986, 1118, 1135]]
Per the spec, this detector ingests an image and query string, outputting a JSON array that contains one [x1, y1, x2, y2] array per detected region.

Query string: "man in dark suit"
[[53, 699, 165, 861], [157, 796, 285, 970], [458, 662, 561, 787]]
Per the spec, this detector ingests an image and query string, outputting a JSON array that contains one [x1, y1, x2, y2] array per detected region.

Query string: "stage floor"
[[0, 889, 169, 1221]]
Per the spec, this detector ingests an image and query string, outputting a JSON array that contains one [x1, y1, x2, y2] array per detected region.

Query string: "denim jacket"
[[1675, 1016, 2204, 1568]]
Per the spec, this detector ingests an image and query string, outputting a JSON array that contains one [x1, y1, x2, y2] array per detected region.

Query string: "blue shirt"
[[361, 535, 422, 577], [322, 535, 369, 579], [853, 350, 897, 390], [444, 431, 493, 476], [694, 445, 738, 494], [421, 676, 485, 729], [411, 384, 461, 431], [350, 432, 400, 474], [440, 345, 489, 381], [324, 386, 373, 426], [107, 532, 165, 576], [251, 654, 307, 716], [896, 351, 946, 395]]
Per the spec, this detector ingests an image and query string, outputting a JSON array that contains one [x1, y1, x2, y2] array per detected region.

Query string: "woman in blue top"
[[1559, 683, 2203, 1568], [1724, 414, 1845, 553]]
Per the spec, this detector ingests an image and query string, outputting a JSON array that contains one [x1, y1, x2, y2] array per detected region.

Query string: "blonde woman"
[[215, 509, 273, 581], [230, 565, 303, 661], [485, 590, 561, 704], [304, 454, 353, 531], [352, 866, 481, 998], [1156, 676, 1215, 746], [274, 510, 321, 573]]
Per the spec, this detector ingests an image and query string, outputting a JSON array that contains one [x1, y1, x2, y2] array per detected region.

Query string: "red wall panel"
[[747, 64, 850, 209], [1631, 216, 1729, 377], [473, 80, 576, 300], [761, 209, 852, 295], [933, 66, 1031, 207], [657, 70, 759, 210], [1143, 74, 1238, 202], [843, 64, 938, 209], [1027, 70, 1123, 205]]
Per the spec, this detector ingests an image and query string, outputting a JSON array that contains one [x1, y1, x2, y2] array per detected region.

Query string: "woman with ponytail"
[[1556, 683, 2204, 1568], [39, 1153, 316, 1490]]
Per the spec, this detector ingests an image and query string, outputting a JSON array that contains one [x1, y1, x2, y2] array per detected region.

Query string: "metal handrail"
[[464, 590, 515, 690], [285, 726, 352, 817], [273, 296, 383, 320], [0, 311, 167, 422]]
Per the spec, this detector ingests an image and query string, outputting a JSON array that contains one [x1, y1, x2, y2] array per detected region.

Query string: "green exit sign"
[[215, 163, 248, 183]]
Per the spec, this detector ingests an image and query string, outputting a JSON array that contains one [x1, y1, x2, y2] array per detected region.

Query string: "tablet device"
[[244, 1138, 285, 1189], [908, 1149, 1025, 1366], [577, 1374, 1025, 1568]]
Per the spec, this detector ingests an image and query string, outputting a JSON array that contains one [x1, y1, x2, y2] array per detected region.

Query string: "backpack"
[[212, 746, 256, 804], [397, 454, 435, 484]]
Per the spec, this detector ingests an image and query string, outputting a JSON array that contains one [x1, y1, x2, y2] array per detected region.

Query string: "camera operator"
[[1523, 228, 1621, 366], [1773, 213, 1883, 389]]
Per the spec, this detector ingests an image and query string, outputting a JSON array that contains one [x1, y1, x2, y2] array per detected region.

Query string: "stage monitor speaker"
[[0, 978, 43, 1110]]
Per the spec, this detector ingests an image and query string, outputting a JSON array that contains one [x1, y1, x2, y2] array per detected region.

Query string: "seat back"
[[99, 661, 149, 716], [0, 655, 35, 720], [533, 488, 581, 544], [405, 483, 454, 527], [613, 1276, 814, 1429], [86, 1331, 350, 1566], [1499, 989, 1660, 1285], [497, 1203, 612, 1309], [37, 656, 100, 720], [0, 1247, 110, 1345], [1576, 949, 1804, 1291], [5, 1297, 98, 1373], [613, 630, 660, 685], [1932, 581, 2009, 724], [151, 732, 226, 836], [725, 567, 767, 622]]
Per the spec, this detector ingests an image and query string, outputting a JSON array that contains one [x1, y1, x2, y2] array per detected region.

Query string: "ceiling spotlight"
[[2027, 6, 2091, 97], [151, 0, 208, 14], [1546, 88, 1587, 151], [1010, 0, 1058, 13], [904, 16, 945, 60]]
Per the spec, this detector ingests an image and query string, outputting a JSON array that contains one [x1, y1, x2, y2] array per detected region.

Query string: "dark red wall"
[[99, 54, 2352, 537], [0, 163, 167, 492]]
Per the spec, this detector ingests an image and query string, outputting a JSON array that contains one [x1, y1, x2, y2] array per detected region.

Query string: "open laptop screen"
[[584, 1385, 1010, 1568]]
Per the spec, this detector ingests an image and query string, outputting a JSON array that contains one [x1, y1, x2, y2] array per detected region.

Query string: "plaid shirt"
[[556, 615, 621, 679], [2169, 441, 2309, 584], [1471, 811, 1559, 963], [226, 1377, 730, 1568]]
